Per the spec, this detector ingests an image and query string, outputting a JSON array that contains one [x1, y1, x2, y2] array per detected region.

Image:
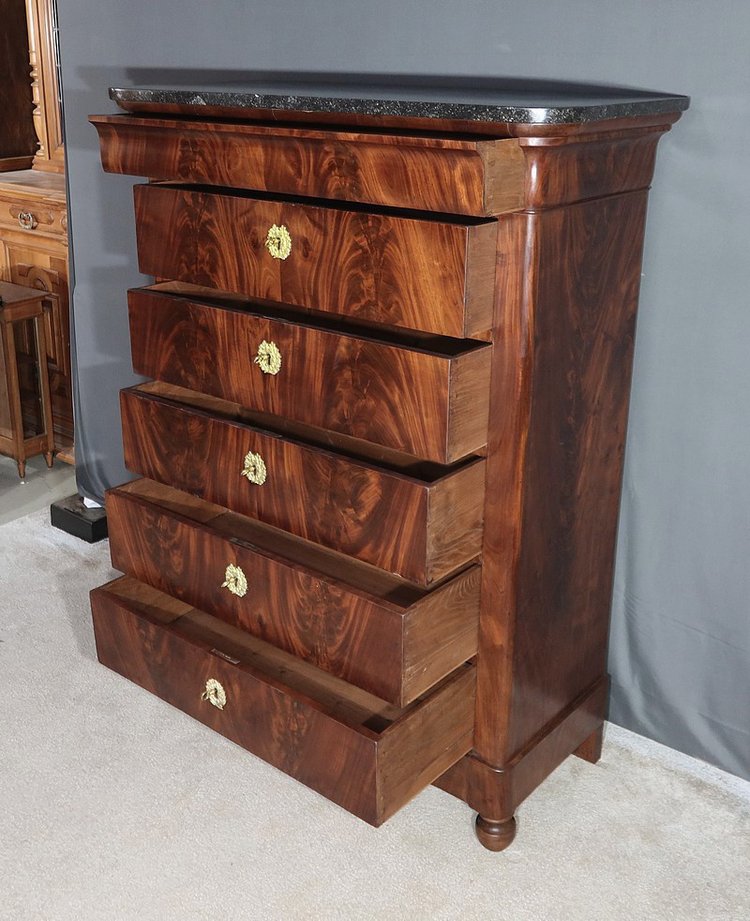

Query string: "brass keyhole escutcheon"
[[265, 223, 292, 260], [241, 450, 267, 486], [201, 678, 227, 710], [254, 340, 282, 376], [222, 563, 248, 598]]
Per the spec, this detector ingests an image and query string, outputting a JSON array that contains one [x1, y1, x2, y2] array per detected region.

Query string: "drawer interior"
[[132, 379, 484, 481], [102, 576, 404, 733], [155, 181, 498, 226], [146, 281, 491, 357], [112, 477, 429, 604]]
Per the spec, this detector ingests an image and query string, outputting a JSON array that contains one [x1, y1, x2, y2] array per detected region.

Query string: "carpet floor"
[[1, 509, 748, 921]]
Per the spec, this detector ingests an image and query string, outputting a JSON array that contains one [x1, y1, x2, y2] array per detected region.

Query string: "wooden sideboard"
[[0, 0, 72, 455], [0, 169, 71, 446], [88, 81, 686, 850]]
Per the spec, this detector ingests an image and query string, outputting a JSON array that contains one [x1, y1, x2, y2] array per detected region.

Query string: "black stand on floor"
[[50, 494, 108, 543]]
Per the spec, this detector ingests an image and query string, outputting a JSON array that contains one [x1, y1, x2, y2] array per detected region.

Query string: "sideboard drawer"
[[107, 478, 480, 706], [91, 576, 476, 825], [133, 183, 498, 338], [120, 383, 485, 586], [0, 191, 67, 237], [92, 114, 526, 216], [128, 286, 491, 464]]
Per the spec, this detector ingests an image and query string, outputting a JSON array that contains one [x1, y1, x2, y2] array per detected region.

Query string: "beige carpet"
[[0, 454, 76, 526], [1, 509, 748, 921]]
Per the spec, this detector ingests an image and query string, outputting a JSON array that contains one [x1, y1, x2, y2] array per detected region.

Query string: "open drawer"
[[120, 382, 485, 586], [132, 183, 498, 339], [107, 478, 480, 706], [91, 113, 526, 218], [91, 576, 476, 826], [128, 285, 492, 464]]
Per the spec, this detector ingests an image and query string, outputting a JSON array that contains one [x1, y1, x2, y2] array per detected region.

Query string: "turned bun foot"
[[475, 814, 517, 852]]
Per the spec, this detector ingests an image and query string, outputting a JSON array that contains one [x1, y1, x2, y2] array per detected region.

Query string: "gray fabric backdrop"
[[56, 0, 750, 780]]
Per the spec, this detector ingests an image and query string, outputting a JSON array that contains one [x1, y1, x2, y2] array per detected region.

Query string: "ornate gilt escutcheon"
[[200, 678, 227, 710], [241, 450, 267, 485], [221, 563, 248, 597], [254, 339, 282, 375], [265, 223, 292, 260]]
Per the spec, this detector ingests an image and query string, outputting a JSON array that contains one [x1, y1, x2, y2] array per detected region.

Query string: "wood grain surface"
[[465, 190, 649, 772], [133, 183, 498, 338], [91, 575, 476, 825], [504, 191, 648, 756], [120, 383, 485, 585], [90, 114, 526, 216], [92, 110, 678, 212], [107, 478, 480, 705], [435, 676, 608, 819], [521, 130, 664, 208], [434, 139, 664, 837], [128, 286, 491, 463]]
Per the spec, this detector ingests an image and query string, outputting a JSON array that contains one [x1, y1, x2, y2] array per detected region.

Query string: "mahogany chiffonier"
[[88, 80, 687, 850]]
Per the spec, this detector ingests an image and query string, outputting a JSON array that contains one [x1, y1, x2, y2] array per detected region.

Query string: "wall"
[[56, 0, 750, 779]]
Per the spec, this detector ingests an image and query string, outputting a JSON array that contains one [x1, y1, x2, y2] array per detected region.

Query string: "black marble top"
[[110, 76, 689, 126]]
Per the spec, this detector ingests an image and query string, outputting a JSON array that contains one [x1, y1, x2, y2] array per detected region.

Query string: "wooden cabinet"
[[0, 0, 72, 451], [89, 82, 687, 850], [0, 170, 71, 443]]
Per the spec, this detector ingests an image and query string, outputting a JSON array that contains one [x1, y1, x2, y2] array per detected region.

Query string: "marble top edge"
[[109, 83, 690, 125]]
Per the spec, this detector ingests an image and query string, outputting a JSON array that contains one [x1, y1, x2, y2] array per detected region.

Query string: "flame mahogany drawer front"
[[106, 479, 481, 706], [91, 114, 526, 217], [91, 576, 477, 826], [128, 286, 491, 464], [120, 383, 485, 586], [133, 183, 498, 338]]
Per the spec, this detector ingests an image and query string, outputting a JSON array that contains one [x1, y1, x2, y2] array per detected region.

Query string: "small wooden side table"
[[0, 281, 55, 478]]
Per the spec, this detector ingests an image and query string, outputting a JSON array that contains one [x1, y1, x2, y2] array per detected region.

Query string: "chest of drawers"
[[89, 80, 686, 850]]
